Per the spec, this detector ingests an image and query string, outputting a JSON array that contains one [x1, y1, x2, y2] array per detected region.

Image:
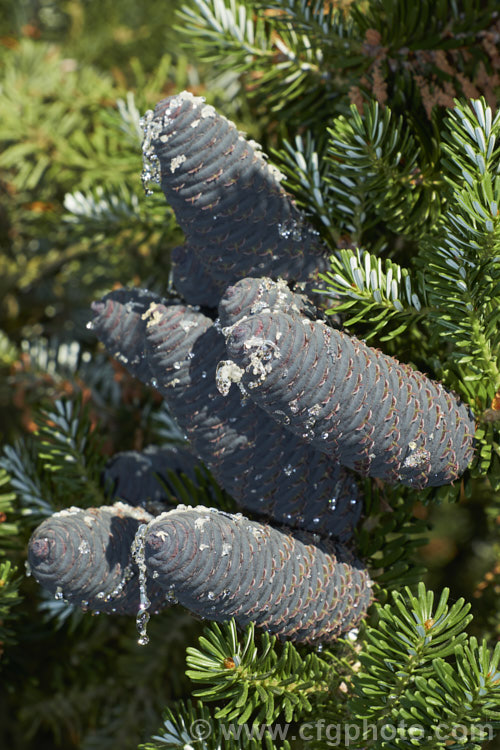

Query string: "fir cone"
[[141, 91, 328, 305], [223, 310, 476, 488], [103, 443, 202, 513], [143, 506, 373, 643], [91, 290, 362, 540], [27, 502, 167, 615]]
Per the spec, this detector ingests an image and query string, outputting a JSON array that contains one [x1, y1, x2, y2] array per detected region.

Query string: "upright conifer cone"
[[91, 290, 362, 540], [141, 91, 328, 306], [223, 310, 476, 488], [28, 503, 167, 615], [144, 506, 373, 643]]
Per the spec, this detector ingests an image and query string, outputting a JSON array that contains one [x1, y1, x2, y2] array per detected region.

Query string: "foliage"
[[0, 468, 19, 552], [0, 398, 107, 520], [356, 479, 428, 593], [178, 0, 500, 131], [422, 100, 500, 396], [346, 583, 500, 749], [140, 699, 291, 749], [149, 584, 500, 750], [0, 561, 22, 657], [318, 247, 423, 339], [185, 619, 331, 724], [0, 469, 22, 661]]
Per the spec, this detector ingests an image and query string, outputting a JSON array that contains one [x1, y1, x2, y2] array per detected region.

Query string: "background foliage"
[[1, 1, 500, 748]]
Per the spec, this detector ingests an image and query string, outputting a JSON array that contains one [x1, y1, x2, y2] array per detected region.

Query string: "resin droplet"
[[131, 523, 152, 646]]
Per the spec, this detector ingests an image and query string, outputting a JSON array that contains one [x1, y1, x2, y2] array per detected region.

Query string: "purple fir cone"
[[222, 310, 476, 488], [141, 91, 328, 305], [28, 503, 167, 615], [143, 505, 373, 643], [169, 244, 224, 308]]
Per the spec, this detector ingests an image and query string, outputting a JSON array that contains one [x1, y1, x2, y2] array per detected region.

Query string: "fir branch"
[[79, 351, 125, 409], [262, 0, 358, 52], [473, 420, 500, 489], [63, 186, 141, 226], [420, 98, 500, 399], [141, 698, 291, 749], [356, 480, 428, 592], [35, 398, 108, 509], [274, 133, 336, 236], [0, 40, 115, 194], [185, 619, 331, 725], [326, 101, 442, 242], [352, 0, 499, 53], [158, 464, 237, 515], [346, 583, 500, 749], [19, 336, 83, 378], [0, 330, 18, 366], [0, 560, 22, 657], [349, 1, 500, 122], [115, 92, 144, 145], [176, 1, 356, 124], [415, 97, 500, 485], [405, 638, 500, 747], [176, 0, 269, 67], [317, 247, 424, 341], [150, 402, 189, 446], [36, 590, 81, 630], [60, 182, 174, 256], [0, 443, 53, 520], [0, 468, 19, 555]]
